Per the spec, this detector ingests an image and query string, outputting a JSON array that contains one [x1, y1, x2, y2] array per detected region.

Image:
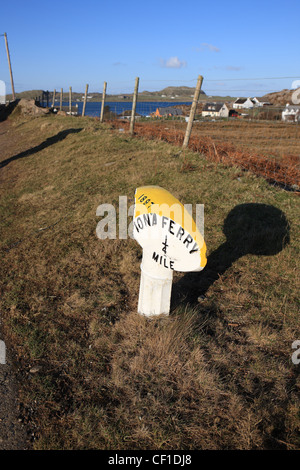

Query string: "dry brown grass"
[[0, 114, 299, 450], [112, 120, 300, 189], [135, 119, 300, 160]]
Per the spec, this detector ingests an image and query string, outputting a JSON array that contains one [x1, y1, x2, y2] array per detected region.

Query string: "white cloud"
[[160, 56, 187, 68], [199, 43, 220, 53]]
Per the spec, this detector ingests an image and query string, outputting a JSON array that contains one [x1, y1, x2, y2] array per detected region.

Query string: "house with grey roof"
[[202, 102, 229, 118], [153, 107, 183, 117]]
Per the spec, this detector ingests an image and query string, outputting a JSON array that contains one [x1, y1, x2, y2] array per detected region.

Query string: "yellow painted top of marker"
[[134, 186, 207, 270]]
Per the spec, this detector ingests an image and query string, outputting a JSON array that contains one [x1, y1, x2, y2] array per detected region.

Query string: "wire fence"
[[2, 74, 300, 190], [87, 76, 299, 192]]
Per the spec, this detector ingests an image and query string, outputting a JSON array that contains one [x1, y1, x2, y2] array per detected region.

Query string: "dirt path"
[[0, 119, 31, 449], [0, 338, 31, 449]]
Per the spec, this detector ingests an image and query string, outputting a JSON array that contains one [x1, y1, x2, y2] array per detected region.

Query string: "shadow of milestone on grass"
[[0, 128, 83, 169], [172, 203, 291, 307]]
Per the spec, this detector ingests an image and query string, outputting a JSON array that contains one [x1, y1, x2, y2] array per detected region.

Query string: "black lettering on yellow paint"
[[137, 193, 156, 209]]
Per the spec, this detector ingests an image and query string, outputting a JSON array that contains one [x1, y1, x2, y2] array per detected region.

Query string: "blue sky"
[[0, 0, 299, 97]]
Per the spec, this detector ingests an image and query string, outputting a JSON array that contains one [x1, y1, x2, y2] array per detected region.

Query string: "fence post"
[[130, 77, 139, 135], [182, 75, 203, 149], [60, 88, 63, 111], [69, 86, 72, 114], [4, 33, 15, 101], [52, 89, 56, 107], [82, 83, 89, 116], [100, 81, 107, 123]]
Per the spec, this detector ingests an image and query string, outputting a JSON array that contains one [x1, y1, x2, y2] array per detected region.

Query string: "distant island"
[[6, 86, 211, 103]]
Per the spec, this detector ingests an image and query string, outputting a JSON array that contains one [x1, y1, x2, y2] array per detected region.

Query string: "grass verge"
[[0, 114, 299, 449]]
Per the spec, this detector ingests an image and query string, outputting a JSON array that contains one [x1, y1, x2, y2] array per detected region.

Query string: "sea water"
[[53, 101, 191, 117]]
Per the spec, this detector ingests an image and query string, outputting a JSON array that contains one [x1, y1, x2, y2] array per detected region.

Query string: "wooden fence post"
[[60, 88, 63, 111], [52, 89, 56, 108], [130, 77, 139, 135], [100, 81, 107, 123], [4, 33, 15, 101], [182, 75, 203, 149], [69, 86, 72, 114], [82, 83, 89, 116]]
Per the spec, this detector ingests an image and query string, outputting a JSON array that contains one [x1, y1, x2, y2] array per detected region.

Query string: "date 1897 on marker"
[[137, 192, 156, 210]]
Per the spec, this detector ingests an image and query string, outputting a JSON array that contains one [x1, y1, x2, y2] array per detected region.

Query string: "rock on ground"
[[15, 99, 50, 116]]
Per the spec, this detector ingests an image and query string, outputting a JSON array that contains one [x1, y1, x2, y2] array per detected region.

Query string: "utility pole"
[[3, 33, 16, 100]]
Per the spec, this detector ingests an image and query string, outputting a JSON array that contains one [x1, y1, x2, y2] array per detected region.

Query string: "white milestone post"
[[138, 247, 173, 317], [133, 186, 207, 317]]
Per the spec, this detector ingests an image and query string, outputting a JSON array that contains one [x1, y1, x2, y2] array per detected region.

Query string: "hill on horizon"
[[6, 85, 206, 102], [262, 88, 299, 106], [141, 85, 206, 97], [7, 87, 300, 104]]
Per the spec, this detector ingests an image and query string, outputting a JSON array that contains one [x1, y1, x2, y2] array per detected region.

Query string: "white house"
[[233, 97, 272, 109], [253, 97, 272, 107], [282, 104, 300, 122], [202, 102, 229, 118], [233, 97, 256, 109]]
